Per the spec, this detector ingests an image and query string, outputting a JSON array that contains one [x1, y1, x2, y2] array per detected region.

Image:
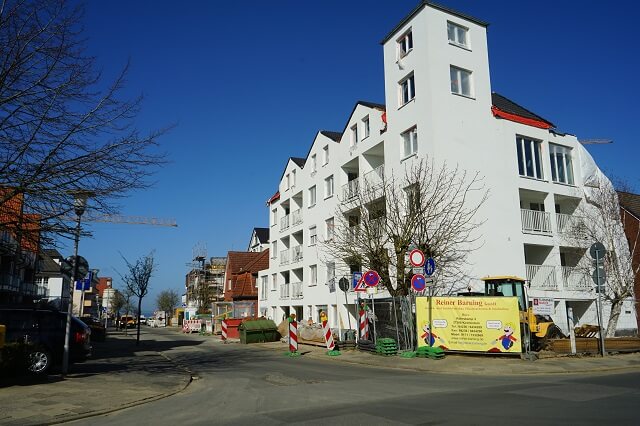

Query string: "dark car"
[[80, 316, 106, 341], [0, 306, 91, 374]]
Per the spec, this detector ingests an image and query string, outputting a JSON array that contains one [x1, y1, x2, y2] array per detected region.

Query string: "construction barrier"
[[183, 319, 202, 333], [289, 320, 298, 353], [221, 319, 228, 342], [359, 309, 369, 340], [321, 320, 335, 351]]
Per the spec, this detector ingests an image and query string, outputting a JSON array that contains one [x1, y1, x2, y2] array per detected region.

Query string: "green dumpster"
[[239, 319, 280, 344]]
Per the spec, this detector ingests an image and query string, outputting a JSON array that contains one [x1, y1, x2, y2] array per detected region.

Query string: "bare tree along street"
[[69, 328, 639, 425]]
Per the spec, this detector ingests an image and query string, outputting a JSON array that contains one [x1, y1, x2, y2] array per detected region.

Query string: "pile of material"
[[416, 346, 445, 360], [376, 338, 398, 356], [357, 339, 376, 353]]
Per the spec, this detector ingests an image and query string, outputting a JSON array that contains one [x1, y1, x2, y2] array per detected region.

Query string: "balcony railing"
[[291, 245, 303, 263], [280, 249, 290, 265], [561, 266, 591, 291], [280, 214, 290, 231], [291, 208, 303, 226], [521, 209, 552, 234], [526, 264, 558, 290], [279, 283, 290, 300], [342, 179, 360, 201], [363, 165, 385, 189], [0, 273, 19, 291], [291, 282, 303, 299]]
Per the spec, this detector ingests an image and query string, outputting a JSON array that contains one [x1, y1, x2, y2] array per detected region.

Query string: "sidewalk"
[[0, 330, 192, 426], [248, 338, 640, 376]]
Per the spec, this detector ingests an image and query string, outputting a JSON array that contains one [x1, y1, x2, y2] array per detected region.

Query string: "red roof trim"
[[491, 106, 553, 130], [267, 191, 280, 205]]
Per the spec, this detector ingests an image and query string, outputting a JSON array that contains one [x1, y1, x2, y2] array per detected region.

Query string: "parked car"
[[0, 305, 91, 374], [117, 315, 136, 329], [80, 316, 106, 342]]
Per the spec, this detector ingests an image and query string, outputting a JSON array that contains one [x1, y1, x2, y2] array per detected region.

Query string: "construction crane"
[[579, 138, 613, 145], [60, 213, 177, 227]]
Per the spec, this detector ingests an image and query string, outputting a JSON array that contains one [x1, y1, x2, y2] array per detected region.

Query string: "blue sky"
[[66, 1, 639, 311]]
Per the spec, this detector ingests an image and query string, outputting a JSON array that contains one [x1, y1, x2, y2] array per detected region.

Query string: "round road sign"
[[409, 249, 426, 267], [589, 242, 606, 260], [338, 277, 350, 292], [411, 274, 426, 292], [363, 270, 380, 287]]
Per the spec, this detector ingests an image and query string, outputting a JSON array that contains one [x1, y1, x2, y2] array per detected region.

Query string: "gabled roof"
[[225, 251, 262, 275], [491, 92, 556, 129], [340, 100, 386, 136], [291, 157, 306, 168], [253, 227, 269, 244], [381, 1, 489, 45], [618, 191, 640, 219], [319, 130, 342, 142]]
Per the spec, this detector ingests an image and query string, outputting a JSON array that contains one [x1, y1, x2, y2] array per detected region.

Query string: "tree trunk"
[[605, 298, 623, 337], [136, 297, 142, 345]]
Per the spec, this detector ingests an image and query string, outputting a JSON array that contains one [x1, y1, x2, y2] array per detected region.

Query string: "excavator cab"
[[482, 276, 527, 311]]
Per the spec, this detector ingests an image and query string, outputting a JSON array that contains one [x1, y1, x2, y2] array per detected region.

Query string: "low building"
[[618, 191, 640, 334]]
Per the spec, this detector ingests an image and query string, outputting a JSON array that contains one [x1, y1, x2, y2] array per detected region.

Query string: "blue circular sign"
[[424, 257, 436, 277], [411, 274, 426, 292], [363, 270, 380, 287]]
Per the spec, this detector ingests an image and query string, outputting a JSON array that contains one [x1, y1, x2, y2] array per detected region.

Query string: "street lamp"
[[62, 190, 93, 376]]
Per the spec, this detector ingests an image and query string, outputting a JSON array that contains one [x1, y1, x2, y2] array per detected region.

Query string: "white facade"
[[259, 3, 637, 335]]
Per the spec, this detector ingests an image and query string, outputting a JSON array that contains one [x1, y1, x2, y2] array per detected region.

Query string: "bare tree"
[[111, 290, 125, 320], [567, 175, 636, 336], [156, 289, 180, 325], [0, 0, 168, 249], [322, 159, 487, 296], [121, 252, 156, 345]]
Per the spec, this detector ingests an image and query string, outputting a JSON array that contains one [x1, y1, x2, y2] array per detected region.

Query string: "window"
[[326, 262, 335, 284], [401, 127, 418, 158], [405, 184, 420, 215], [350, 124, 358, 147], [324, 175, 334, 198], [271, 240, 277, 258], [549, 143, 574, 185], [309, 225, 317, 246], [310, 265, 317, 286], [260, 276, 268, 299], [291, 169, 296, 188], [311, 154, 317, 173], [397, 30, 413, 58], [450, 66, 472, 97], [323, 145, 329, 165], [363, 115, 370, 139], [271, 208, 277, 226], [516, 136, 544, 180], [285, 173, 290, 190], [271, 273, 277, 291], [309, 185, 316, 206], [447, 21, 469, 48], [325, 217, 334, 241], [400, 74, 415, 106]]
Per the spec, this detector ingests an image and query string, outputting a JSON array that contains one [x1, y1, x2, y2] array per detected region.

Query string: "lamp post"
[[62, 191, 92, 376]]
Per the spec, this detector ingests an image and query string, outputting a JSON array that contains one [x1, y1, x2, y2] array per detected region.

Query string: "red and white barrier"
[[221, 319, 228, 342], [289, 320, 298, 352], [359, 309, 369, 340], [321, 320, 335, 351], [183, 319, 202, 333]]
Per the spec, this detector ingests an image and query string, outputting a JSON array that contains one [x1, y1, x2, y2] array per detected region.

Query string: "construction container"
[[225, 318, 243, 339], [239, 319, 279, 344]]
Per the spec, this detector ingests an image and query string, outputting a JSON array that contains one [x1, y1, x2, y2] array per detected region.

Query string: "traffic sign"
[[409, 249, 426, 267], [411, 274, 426, 292], [363, 270, 380, 287], [592, 267, 606, 285], [424, 257, 436, 277], [354, 278, 367, 292], [352, 272, 363, 289], [589, 242, 606, 260], [338, 277, 349, 292]]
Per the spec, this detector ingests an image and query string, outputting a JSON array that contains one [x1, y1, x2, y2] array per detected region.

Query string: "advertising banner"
[[416, 297, 522, 353], [531, 297, 554, 315]]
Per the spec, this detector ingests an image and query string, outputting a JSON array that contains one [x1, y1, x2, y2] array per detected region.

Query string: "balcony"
[[342, 179, 360, 201], [526, 264, 558, 290], [0, 272, 19, 291], [291, 246, 303, 263], [291, 208, 303, 226], [556, 213, 585, 235], [280, 214, 290, 231], [279, 249, 290, 266], [363, 164, 385, 189], [291, 282, 303, 300], [521, 209, 552, 235], [561, 266, 591, 291], [279, 283, 290, 300]]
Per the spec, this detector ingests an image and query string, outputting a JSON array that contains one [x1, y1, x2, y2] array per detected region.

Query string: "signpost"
[[589, 242, 606, 357], [339, 277, 352, 331], [409, 249, 425, 267], [411, 274, 426, 293]]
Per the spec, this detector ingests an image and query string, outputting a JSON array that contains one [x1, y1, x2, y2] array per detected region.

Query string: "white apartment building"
[[258, 2, 637, 335]]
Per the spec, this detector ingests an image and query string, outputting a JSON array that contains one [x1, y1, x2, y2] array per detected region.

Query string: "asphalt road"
[[70, 327, 640, 425]]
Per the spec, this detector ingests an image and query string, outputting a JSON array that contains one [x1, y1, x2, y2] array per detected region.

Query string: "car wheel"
[[27, 347, 52, 375]]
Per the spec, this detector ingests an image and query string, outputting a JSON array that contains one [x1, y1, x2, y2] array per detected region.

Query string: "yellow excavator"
[[481, 276, 564, 351]]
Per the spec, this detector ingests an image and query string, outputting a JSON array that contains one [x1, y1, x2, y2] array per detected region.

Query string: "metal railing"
[[526, 264, 558, 290], [279, 283, 290, 300], [363, 165, 385, 189], [280, 249, 290, 265], [291, 208, 303, 226], [342, 179, 360, 201], [561, 266, 591, 291], [291, 246, 303, 263], [521, 209, 552, 234], [280, 214, 290, 231], [291, 282, 303, 299]]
